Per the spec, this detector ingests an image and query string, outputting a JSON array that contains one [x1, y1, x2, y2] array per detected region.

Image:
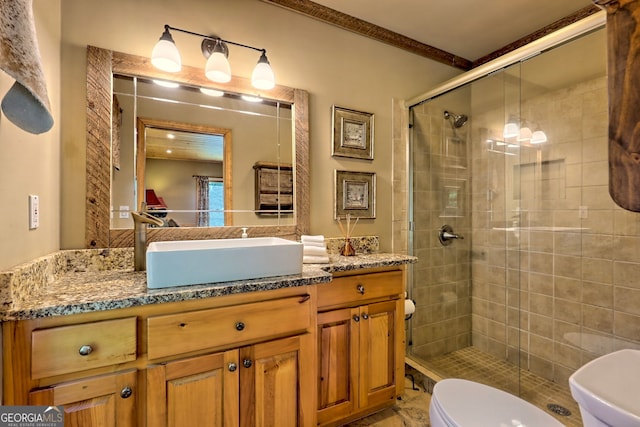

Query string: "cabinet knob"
[[120, 386, 133, 399], [362, 313, 369, 320], [228, 362, 238, 372], [235, 322, 245, 331], [243, 359, 253, 368], [78, 345, 93, 356], [357, 284, 365, 294], [353, 315, 360, 322]]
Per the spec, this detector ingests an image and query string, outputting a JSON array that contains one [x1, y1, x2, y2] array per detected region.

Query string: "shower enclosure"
[[404, 12, 640, 422]]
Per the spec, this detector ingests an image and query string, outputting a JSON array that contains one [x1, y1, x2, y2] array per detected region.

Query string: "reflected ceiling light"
[[241, 95, 263, 103], [166, 149, 172, 154], [531, 129, 548, 144], [151, 24, 276, 90], [166, 133, 175, 139], [200, 87, 225, 97], [153, 79, 180, 88]]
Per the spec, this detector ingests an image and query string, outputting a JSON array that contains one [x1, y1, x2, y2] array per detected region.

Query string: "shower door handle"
[[439, 225, 464, 246]]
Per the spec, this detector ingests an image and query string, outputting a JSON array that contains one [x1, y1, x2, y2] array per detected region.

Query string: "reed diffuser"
[[336, 214, 359, 256]]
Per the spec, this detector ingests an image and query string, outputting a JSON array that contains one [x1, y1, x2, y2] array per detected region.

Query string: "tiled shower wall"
[[471, 74, 640, 386], [398, 74, 640, 386], [406, 97, 473, 359]]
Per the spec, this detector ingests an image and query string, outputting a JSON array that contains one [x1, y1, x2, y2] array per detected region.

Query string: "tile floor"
[[345, 347, 582, 426]]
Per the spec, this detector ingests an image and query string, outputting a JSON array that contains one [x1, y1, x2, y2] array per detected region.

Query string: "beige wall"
[[0, 1, 61, 270], [59, 0, 459, 252]]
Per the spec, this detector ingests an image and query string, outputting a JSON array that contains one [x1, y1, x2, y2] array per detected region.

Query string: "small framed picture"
[[332, 105, 374, 160], [335, 170, 376, 219]]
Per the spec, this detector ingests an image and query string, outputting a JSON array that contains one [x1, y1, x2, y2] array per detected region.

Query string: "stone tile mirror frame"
[[85, 46, 310, 248]]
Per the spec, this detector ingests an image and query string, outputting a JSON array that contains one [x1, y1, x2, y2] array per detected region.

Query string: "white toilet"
[[430, 378, 565, 427], [569, 349, 640, 427]]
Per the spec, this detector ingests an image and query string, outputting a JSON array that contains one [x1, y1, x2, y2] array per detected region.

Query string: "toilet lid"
[[432, 379, 564, 427]]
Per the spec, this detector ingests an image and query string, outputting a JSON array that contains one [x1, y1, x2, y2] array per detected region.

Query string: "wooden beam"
[[472, 5, 602, 67], [261, 0, 473, 70]]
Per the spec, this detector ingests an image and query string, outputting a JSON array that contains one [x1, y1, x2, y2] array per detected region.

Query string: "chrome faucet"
[[131, 210, 164, 271]]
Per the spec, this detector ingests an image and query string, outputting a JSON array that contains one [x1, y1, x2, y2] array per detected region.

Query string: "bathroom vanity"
[[0, 249, 414, 427]]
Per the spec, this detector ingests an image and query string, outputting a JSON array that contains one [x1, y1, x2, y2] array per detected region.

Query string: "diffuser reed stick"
[[336, 214, 358, 256]]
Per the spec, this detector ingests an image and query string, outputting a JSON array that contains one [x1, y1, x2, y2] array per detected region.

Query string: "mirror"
[[111, 74, 292, 229], [85, 46, 309, 248]]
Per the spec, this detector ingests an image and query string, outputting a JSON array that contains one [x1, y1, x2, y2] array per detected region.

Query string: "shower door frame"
[[404, 11, 606, 378]]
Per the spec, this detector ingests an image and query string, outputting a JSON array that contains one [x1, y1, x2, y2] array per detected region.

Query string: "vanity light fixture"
[[151, 24, 276, 90]]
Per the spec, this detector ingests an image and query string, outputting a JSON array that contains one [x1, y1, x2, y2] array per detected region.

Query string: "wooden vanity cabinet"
[[316, 268, 405, 427], [29, 370, 137, 426], [2, 286, 317, 427], [145, 294, 315, 427]]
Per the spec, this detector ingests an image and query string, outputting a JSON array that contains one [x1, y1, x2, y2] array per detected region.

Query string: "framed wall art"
[[334, 170, 376, 219], [332, 105, 374, 160]]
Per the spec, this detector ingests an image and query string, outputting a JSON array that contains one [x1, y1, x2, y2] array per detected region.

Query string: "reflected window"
[[208, 180, 224, 226]]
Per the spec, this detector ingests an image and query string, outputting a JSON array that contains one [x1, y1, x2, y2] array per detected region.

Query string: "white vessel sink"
[[146, 237, 303, 289]]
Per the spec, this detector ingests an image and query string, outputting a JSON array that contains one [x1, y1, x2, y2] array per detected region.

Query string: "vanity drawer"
[[31, 317, 137, 379], [147, 294, 312, 360], [318, 270, 403, 310]]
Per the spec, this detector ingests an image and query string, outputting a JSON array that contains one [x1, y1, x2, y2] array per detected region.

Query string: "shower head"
[[444, 110, 468, 128]]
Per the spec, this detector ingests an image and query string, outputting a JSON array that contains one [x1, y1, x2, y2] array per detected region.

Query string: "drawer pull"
[[228, 362, 238, 372], [120, 386, 133, 399], [299, 294, 311, 303], [357, 284, 365, 294], [362, 313, 369, 320], [235, 322, 245, 331], [243, 359, 253, 368], [353, 315, 360, 322], [78, 345, 93, 356]]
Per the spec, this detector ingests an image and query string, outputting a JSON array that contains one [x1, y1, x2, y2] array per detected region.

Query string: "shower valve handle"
[[439, 225, 464, 246]]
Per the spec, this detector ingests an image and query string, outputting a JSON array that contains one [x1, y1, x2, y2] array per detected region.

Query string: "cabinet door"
[[147, 350, 239, 427], [240, 335, 305, 427], [358, 300, 402, 409], [28, 370, 137, 427], [316, 307, 359, 426]]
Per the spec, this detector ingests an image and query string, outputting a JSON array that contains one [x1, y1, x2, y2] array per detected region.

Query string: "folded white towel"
[[303, 255, 330, 264], [301, 241, 326, 248], [303, 245, 328, 257], [301, 235, 325, 243]]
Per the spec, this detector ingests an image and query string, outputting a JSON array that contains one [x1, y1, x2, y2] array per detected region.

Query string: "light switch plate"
[[29, 194, 39, 229]]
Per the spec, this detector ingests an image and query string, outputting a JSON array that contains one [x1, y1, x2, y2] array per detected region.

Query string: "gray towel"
[[0, 0, 53, 134]]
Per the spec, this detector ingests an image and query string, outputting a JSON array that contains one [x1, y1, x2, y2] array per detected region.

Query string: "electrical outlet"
[[119, 205, 130, 219], [29, 195, 39, 229]]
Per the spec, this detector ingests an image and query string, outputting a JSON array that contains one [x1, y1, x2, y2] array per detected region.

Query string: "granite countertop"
[[0, 249, 416, 321]]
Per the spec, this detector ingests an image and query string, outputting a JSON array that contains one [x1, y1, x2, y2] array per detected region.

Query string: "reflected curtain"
[[194, 175, 210, 226]]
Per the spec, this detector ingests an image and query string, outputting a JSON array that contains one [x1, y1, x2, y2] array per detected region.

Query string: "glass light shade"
[[205, 52, 231, 83], [503, 122, 519, 139], [251, 53, 275, 90], [531, 130, 548, 144], [151, 39, 182, 73], [518, 127, 532, 142]]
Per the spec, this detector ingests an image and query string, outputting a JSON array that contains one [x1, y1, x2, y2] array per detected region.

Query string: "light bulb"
[[151, 29, 181, 72], [205, 41, 231, 83], [251, 52, 275, 90]]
